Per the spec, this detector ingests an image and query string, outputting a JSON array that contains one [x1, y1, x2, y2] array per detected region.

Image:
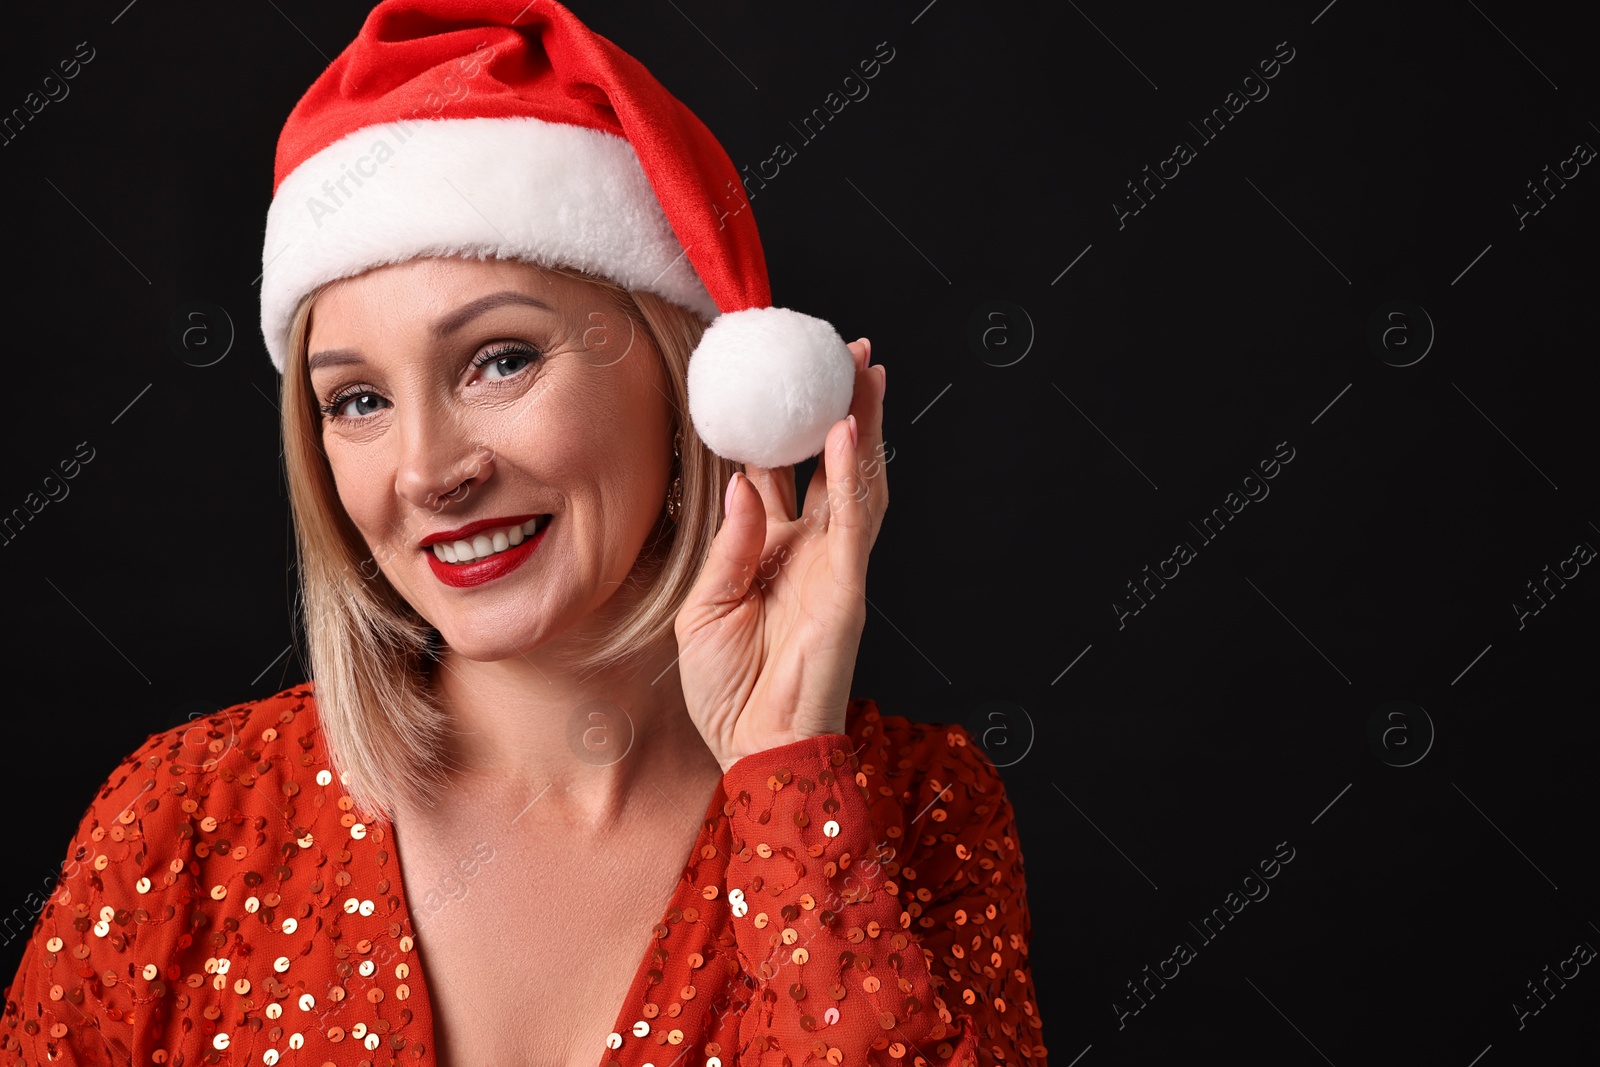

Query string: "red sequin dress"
[[3, 686, 1047, 1065]]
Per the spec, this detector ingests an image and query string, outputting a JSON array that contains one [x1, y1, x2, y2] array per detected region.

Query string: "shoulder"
[[840, 697, 1021, 883], [39, 682, 336, 917], [3, 685, 349, 1062], [75, 684, 324, 847]]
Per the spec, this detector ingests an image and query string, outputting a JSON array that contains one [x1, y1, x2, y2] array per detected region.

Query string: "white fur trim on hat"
[[260, 115, 718, 371], [687, 307, 856, 468]]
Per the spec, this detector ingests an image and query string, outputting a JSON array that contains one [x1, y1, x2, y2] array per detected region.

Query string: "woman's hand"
[[675, 338, 889, 773]]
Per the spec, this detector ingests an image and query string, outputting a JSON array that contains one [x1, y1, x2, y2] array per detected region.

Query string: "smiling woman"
[[282, 258, 742, 811], [1, 2, 1046, 1066]]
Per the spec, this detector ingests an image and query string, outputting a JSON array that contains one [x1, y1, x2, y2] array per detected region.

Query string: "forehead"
[[309, 257, 618, 339]]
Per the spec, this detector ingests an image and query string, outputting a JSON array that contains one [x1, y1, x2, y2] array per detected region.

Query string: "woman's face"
[[306, 256, 673, 661]]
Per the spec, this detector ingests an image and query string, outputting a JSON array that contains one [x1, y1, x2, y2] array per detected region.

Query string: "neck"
[[423, 632, 718, 834]]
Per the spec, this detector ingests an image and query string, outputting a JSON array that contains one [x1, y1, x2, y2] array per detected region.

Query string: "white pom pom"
[[686, 307, 856, 468]]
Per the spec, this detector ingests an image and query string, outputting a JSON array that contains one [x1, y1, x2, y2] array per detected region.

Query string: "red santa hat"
[[260, 0, 855, 469]]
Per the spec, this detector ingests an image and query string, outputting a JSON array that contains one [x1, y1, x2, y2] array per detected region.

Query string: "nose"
[[393, 405, 496, 520]]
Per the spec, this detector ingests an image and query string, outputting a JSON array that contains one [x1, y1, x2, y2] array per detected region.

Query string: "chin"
[[427, 594, 606, 665], [430, 612, 561, 663]]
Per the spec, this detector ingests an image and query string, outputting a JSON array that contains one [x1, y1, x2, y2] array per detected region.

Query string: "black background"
[[2, 1, 1597, 1063]]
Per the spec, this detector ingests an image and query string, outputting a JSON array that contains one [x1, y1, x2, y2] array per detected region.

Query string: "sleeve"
[[1, 750, 171, 1067], [718, 721, 1047, 1066]]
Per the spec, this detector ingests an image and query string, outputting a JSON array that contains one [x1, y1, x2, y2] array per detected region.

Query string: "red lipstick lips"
[[423, 514, 550, 588]]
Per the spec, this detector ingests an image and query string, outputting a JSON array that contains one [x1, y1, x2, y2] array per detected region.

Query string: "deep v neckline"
[[384, 770, 730, 1067]]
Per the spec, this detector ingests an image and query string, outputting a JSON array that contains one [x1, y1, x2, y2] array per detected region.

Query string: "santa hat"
[[260, 0, 855, 469]]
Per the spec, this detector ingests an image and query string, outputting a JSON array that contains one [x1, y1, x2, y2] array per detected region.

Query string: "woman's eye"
[[331, 392, 389, 419], [473, 345, 539, 381], [483, 354, 529, 379]]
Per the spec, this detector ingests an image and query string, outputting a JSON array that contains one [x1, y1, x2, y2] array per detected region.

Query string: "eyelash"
[[318, 341, 544, 421]]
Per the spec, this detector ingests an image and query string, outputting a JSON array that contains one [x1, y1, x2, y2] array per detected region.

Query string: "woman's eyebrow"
[[308, 292, 556, 371], [308, 348, 363, 373], [431, 291, 554, 338]]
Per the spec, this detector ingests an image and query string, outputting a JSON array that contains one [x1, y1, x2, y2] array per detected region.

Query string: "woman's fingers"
[[754, 339, 871, 531], [800, 444, 831, 531], [680, 472, 767, 618], [853, 362, 888, 548], [799, 340, 887, 545], [848, 337, 870, 373], [823, 410, 874, 608], [796, 341, 888, 604], [742, 463, 797, 524]]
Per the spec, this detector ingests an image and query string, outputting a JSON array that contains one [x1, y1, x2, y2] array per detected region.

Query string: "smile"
[[429, 516, 550, 563], [422, 514, 552, 589]]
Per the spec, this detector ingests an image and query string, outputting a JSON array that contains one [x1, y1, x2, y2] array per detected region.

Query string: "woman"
[[2, 3, 1045, 1065]]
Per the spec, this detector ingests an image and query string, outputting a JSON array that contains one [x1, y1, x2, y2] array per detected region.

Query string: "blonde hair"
[[280, 264, 739, 821]]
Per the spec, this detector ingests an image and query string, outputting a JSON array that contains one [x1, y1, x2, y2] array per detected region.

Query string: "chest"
[[394, 813, 707, 1067]]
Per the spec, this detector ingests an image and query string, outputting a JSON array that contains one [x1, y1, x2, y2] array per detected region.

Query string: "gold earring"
[[665, 430, 684, 522]]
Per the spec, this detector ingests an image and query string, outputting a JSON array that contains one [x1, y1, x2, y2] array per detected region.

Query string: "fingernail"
[[877, 363, 886, 396], [847, 414, 859, 448], [724, 472, 739, 517], [858, 337, 873, 365]]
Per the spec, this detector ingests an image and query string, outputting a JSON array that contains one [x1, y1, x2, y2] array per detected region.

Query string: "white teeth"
[[432, 517, 547, 564]]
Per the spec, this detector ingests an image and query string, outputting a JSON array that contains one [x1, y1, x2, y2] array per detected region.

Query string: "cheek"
[[323, 441, 393, 542], [596, 366, 672, 505], [498, 363, 666, 499]]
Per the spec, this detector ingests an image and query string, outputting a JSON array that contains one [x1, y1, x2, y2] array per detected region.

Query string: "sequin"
[[1, 688, 1046, 1066]]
